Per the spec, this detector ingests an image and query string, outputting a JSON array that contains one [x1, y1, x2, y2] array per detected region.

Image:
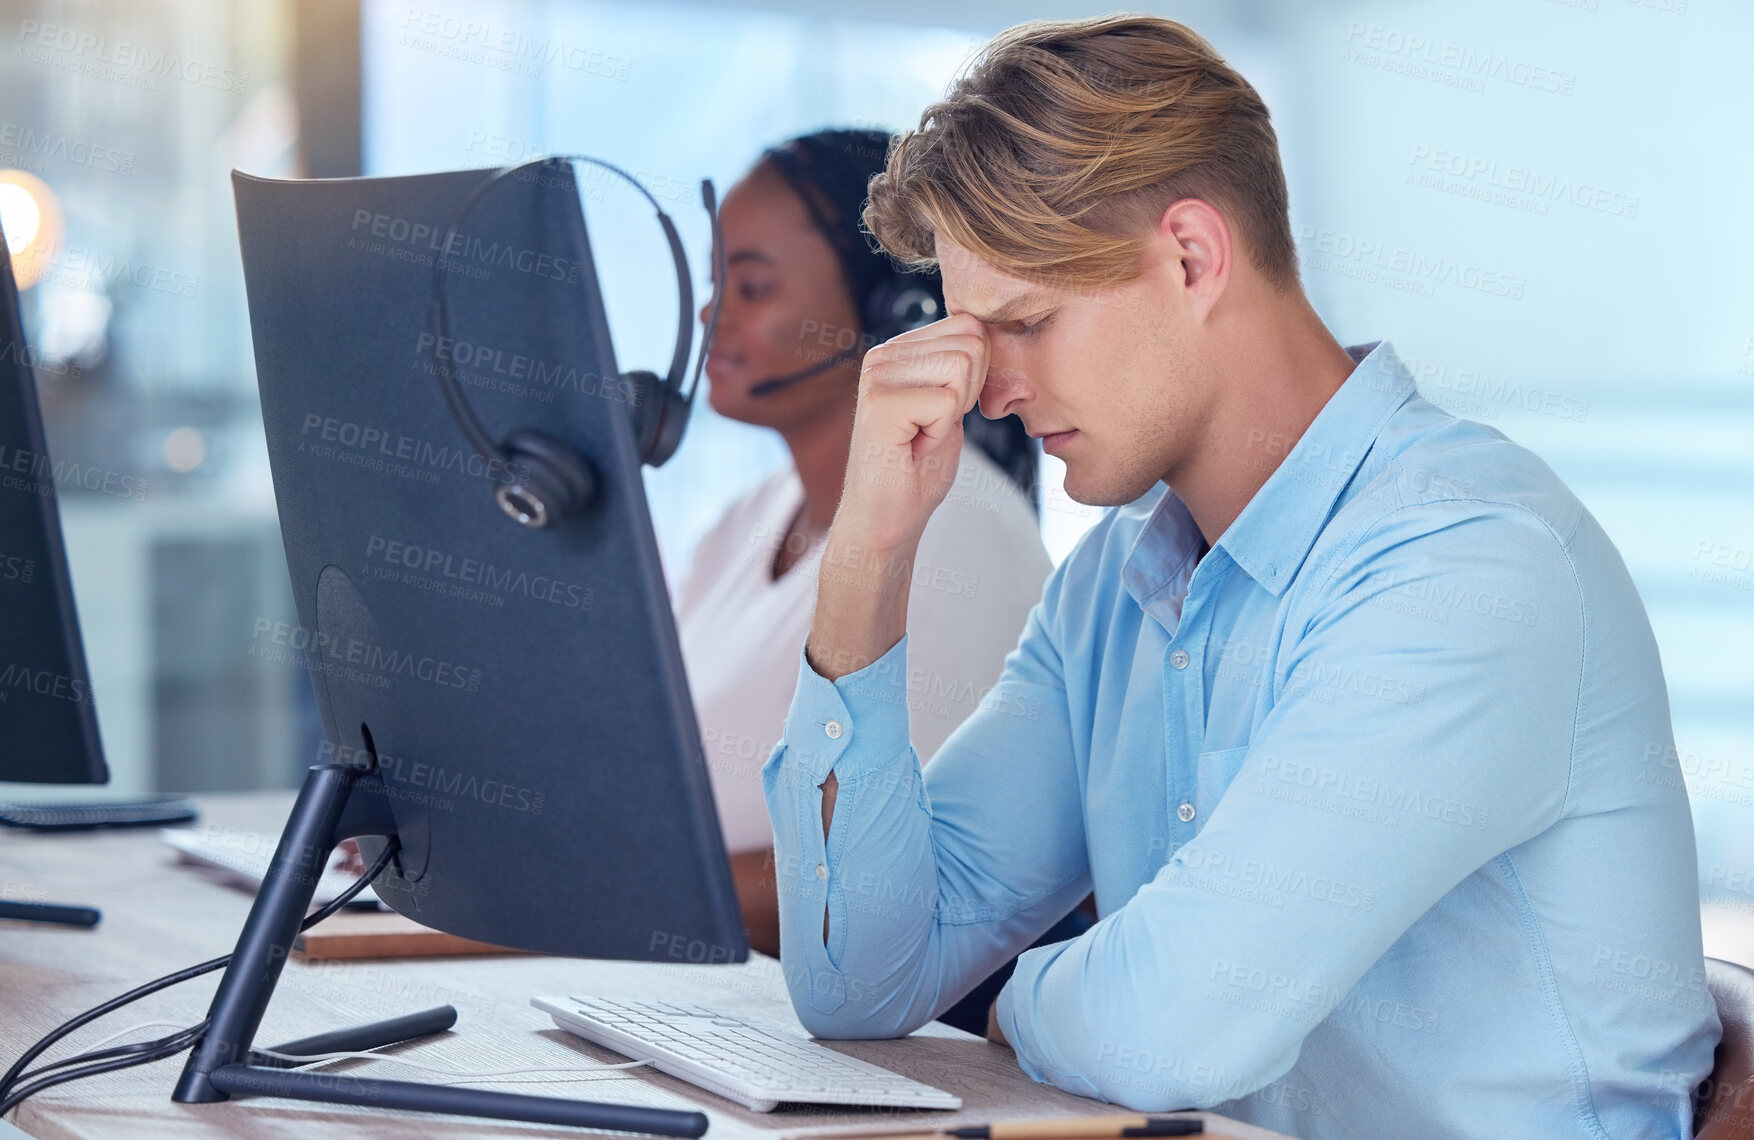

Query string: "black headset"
[[428, 155, 724, 529], [747, 271, 941, 397], [865, 275, 943, 348]]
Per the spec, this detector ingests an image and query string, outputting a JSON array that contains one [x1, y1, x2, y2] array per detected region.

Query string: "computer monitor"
[[0, 224, 107, 788], [0, 226, 198, 929], [169, 162, 745, 1134]]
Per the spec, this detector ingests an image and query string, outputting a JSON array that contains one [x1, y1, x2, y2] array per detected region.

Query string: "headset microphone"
[[747, 345, 860, 397], [744, 279, 939, 399]]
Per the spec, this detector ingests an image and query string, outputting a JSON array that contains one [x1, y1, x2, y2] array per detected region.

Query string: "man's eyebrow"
[[959, 291, 1049, 324], [727, 250, 774, 265]]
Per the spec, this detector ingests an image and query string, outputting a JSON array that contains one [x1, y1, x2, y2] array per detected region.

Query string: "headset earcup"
[[623, 369, 664, 462], [863, 281, 901, 346], [496, 429, 597, 528], [644, 385, 691, 468], [865, 279, 941, 347], [623, 369, 691, 468]]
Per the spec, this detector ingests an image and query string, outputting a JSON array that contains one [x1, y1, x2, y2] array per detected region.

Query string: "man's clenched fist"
[[831, 312, 991, 554]]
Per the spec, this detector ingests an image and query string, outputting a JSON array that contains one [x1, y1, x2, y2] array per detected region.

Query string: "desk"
[[0, 793, 1297, 1139]]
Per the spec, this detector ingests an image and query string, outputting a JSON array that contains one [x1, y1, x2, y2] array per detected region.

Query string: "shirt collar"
[[1121, 487, 1203, 626], [1122, 341, 1416, 611]]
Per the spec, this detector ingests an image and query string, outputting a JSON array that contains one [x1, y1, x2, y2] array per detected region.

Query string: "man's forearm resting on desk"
[[764, 588, 1094, 1054]]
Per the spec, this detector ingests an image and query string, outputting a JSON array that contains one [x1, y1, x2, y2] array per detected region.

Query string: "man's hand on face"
[[832, 312, 990, 554]]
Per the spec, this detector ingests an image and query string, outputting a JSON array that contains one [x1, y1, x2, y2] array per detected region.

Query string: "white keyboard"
[[532, 994, 962, 1113], [161, 828, 383, 910]]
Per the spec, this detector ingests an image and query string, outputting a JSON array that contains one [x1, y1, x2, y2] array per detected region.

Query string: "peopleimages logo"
[[0, 336, 87, 381], [1406, 145, 1640, 220], [0, 121, 135, 175], [1174, 844, 1378, 911], [0, 442, 149, 502], [1298, 225, 1526, 300], [1254, 756, 1491, 830], [415, 333, 642, 407], [43, 246, 199, 299], [15, 20, 251, 93], [398, 7, 632, 81], [318, 740, 546, 817], [1205, 958, 1441, 1032], [348, 209, 584, 285], [0, 662, 95, 705], [1403, 353, 1590, 425], [299, 412, 511, 483], [1341, 22, 1577, 97], [249, 619, 484, 693], [363, 535, 595, 612]]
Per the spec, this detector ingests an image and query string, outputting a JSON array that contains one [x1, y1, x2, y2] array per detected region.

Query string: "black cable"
[[2, 844, 391, 1098], [0, 954, 231, 1099], [0, 1030, 207, 1115], [298, 840, 398, 929], [0, 841, 398, 1114], [13, 1019, 210, 1079]]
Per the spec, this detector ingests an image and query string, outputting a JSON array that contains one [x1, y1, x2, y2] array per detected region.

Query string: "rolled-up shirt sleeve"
[[995, 501, 1585, 1108], [762, 563, 1090, 1037]]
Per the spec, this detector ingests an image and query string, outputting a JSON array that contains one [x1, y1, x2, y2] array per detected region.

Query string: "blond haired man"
[[760, 16, 1718, 1139]]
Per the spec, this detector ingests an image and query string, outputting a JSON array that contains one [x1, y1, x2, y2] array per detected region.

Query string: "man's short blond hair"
[[864, 15, 1298, 292]]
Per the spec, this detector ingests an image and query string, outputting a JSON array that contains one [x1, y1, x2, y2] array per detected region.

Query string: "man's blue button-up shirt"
[[762, 341, 1719, 1140]]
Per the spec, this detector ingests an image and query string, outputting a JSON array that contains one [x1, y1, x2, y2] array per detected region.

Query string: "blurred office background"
[[1, 0, 1749, 921]]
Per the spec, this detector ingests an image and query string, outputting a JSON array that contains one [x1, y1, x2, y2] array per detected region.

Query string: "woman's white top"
[[674, 442, 1053, 854]]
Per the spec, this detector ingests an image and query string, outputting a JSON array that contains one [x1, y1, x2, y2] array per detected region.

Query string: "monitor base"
[[169, 762, 708, 1137]]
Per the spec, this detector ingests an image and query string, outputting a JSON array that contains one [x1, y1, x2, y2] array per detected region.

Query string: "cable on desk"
[[77, 1021, 190, 1053], [0, 841, 398, 1116], [10, 1022, 209, 1082], [0, 1028, 210, 1116]]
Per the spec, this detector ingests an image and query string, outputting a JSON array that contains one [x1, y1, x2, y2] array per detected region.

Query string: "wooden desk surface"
[[0, 792, 1296, 1140]]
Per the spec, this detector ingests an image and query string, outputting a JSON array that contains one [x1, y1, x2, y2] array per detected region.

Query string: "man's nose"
[[979, 363, 1030, 420]]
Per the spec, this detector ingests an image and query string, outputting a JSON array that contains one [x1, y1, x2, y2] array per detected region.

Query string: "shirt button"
[[824, 719, 843, 739], [815, 863, 827, 880], [1169, 649, 1190, 670], [1177, 802, 1196, 823]]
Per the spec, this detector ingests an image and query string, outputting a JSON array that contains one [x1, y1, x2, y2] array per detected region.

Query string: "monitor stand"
[[170, 761, 709, 1137]]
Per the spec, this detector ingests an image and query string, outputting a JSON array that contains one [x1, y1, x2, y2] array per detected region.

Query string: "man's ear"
[[1156, 198, 1232, 321]]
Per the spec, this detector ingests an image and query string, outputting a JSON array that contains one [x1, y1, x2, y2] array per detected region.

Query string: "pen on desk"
[[791, 1115, 1206, 1140], [949, 1116, 1203, 1139]]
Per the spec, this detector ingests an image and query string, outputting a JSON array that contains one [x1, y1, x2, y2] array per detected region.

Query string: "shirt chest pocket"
[[1192, 745, 1252, 828]]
